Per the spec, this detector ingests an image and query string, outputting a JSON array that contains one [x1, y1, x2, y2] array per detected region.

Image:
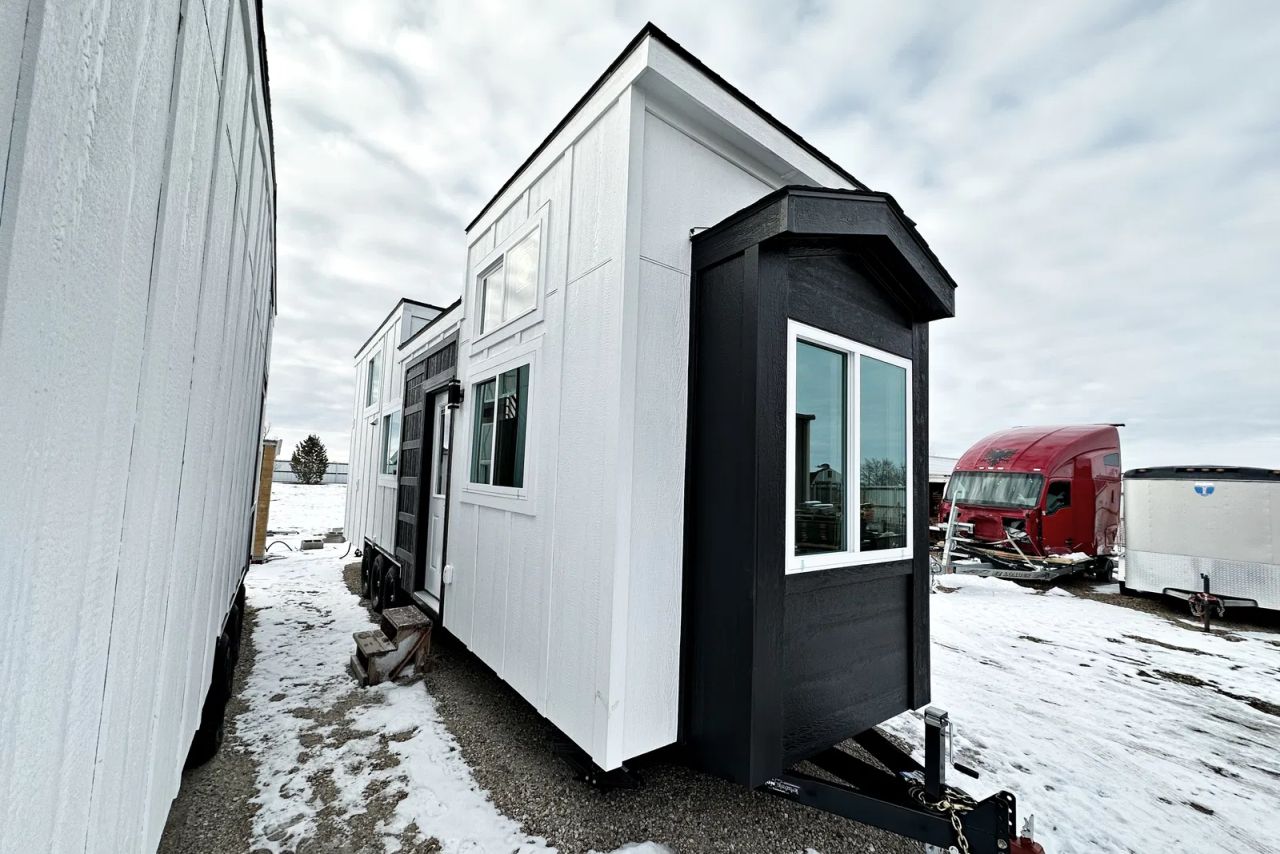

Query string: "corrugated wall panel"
[[0, 0, 274, 850]]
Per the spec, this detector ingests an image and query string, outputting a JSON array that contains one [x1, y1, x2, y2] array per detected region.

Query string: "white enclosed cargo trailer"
[[0, 0, 276, 851], [1123, 467, 1280, 611]]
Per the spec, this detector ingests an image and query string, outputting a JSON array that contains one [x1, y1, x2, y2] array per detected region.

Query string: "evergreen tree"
[[291, 434, 329, 485]]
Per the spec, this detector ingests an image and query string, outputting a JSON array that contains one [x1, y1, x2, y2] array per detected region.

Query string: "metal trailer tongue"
[[762, 707, 1047, 854]]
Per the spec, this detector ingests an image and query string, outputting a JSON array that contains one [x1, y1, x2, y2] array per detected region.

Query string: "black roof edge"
[[1124, 466, 1280, 481], [691, 185, 958, 291], [465, 22, 867, 234], [399, 297, 463, 351], [354, 298, 451, 358]]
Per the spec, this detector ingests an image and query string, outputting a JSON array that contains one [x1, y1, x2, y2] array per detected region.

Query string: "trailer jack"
[[762, 708, 1044, 854]]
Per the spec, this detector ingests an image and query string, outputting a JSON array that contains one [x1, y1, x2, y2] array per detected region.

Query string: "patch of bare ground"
[[1136, 669, 1280, 719], [424, 629, 922, 854], [1057, 576, 1280, 637]]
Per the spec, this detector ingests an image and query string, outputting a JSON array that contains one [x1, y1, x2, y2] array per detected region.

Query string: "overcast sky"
[[261, 0, 1280, 469]]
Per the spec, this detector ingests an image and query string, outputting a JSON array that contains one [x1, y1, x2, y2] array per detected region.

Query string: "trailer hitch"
[[762, 709, 1044, 854]]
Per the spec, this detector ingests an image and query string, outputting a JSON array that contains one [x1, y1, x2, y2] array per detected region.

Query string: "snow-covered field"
[[248, 484, 1280, 854], [883, 577, 1280, 853]]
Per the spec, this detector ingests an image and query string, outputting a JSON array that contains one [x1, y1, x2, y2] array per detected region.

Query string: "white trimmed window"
[[366, 351, 381, 407], [381, 410, 400, 475], [786, 320, 912, 573], [478, 226, 540, 337], [470, 364, 530, 489]]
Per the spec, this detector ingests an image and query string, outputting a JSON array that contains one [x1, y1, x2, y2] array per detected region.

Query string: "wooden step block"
[[380, 605, 431, 643], [353, 629, 395, 657]]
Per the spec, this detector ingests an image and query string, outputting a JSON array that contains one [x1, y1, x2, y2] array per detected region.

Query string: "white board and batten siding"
[[346, 300, 444, 553], [0, 1, 275, 851], [443, 31, 858, 771]]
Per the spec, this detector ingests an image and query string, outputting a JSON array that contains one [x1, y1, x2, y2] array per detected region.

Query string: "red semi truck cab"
[[940, 425, 1122, 559]]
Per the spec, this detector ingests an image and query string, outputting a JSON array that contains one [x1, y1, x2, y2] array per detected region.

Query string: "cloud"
[[262, 0, 1280, 468]]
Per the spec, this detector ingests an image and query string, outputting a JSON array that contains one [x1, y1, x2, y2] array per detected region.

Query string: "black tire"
[[185, 637, 232, 768], [379, 563, 399, 611], [226, 602, 244, 665], [360, 554, 373, 600], [369, 555, 384, 611]]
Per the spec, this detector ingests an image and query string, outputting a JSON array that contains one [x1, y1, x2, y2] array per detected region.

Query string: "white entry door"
[[422, 397, 449, 602]]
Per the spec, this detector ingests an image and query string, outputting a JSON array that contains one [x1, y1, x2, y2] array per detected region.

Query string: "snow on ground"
[[250, 485, 1280, 854], [263, 482, 346, 537], [883, 574, 1280, 854], [243, 484, 667, 853]]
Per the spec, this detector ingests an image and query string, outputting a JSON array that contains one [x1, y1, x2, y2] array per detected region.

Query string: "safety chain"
[[909, 784, 978, 854]]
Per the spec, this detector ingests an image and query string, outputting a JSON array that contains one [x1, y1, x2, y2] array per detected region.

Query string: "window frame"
[[432, 399, 450, 498], [380, 408, 401, 479], [785, 320, 913, 574], [470, 204, 549, 350], [365, 350, 382, 409], [458, 338, 541, 514]]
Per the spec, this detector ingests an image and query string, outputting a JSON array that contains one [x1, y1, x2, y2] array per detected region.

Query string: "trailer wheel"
[[186, 637, 233, 768], [226, 600, 244, 665], [369, 555, 384, 611], [378, 562, 399, 611]]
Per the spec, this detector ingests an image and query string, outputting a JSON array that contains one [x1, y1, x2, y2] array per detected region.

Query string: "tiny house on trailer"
[[347, 298, 451, 553], [349, 299, 464, 611], [353, 24, 1035, 853], [1122, 467, 1280, 611]]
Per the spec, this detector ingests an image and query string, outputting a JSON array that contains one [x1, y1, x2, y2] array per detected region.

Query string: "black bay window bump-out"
[[682, 186, 956, 787]]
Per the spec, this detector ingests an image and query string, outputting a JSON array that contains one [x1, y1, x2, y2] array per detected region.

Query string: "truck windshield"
[[945, 471, 1044, 510]]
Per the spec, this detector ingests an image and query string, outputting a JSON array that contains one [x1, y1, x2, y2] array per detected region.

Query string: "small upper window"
[[470, 365, 529, 488], [478, 227, 540, 336], [381, 411, 401, 475], [366, 352, 381, 407], [1103, 452, 1120, 468]]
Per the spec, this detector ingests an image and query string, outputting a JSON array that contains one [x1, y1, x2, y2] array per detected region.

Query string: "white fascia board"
[[466, 39, 653, 239], [642, 38, 857, 191]]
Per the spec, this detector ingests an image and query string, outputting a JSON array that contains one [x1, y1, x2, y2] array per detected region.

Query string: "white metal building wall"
[[0, 1, 275, 851]]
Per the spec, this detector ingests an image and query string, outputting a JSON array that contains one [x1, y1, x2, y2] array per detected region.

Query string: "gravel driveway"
[[160, 560, 919, 853], [422, 627, 918, 854]]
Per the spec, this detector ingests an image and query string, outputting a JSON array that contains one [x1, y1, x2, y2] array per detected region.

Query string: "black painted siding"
[[782, 568, 911, 763], [683, 188, 953, 787], [776, 246, 931, 763], [682, 252, 761, 784]]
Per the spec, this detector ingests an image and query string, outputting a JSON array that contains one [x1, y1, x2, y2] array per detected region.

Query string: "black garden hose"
[[266, 540, 294, 552]]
